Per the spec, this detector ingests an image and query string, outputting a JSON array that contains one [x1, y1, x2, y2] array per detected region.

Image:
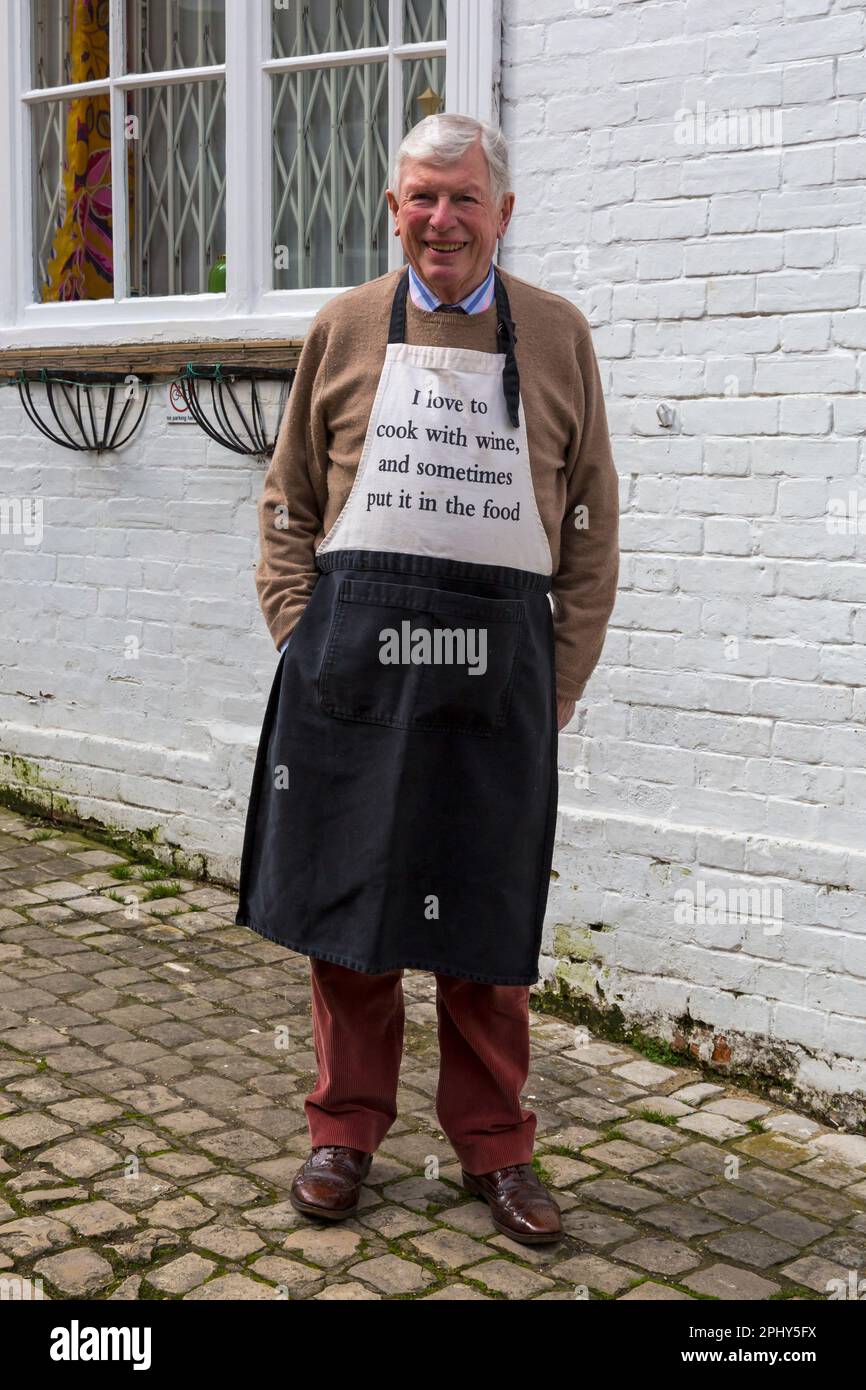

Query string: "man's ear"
[[498, 192, 516, 239]]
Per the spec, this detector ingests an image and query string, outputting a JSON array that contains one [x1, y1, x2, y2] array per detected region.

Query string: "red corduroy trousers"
[[304, 956, 537, 1175]]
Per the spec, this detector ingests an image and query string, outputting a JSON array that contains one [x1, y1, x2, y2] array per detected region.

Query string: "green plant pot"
[[208, 253, 226, 293]]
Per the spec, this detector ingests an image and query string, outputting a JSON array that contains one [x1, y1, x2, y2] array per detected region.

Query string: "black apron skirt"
[[235, 547, 558, 985]]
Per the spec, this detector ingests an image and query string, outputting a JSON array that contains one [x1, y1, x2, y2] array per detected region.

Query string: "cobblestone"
[[1, 809, 865, 1300]]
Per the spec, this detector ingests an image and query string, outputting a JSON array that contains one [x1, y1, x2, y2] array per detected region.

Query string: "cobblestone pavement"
[[1, 808, 866, 1302]]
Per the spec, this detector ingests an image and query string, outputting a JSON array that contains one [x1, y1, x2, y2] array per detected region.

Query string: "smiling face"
[[386, 138, 515, 305]]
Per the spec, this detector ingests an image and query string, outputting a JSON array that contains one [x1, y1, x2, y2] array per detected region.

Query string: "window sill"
[[0, 336, 304, 377], [0, 287, 360, 355]]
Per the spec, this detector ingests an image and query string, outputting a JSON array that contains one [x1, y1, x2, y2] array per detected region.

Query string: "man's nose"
[[429, 198, 458, 225]]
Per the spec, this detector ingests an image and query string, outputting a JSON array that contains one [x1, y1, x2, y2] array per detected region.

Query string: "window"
[[5, 0, 500, 344], [33, 0, 227, 303]]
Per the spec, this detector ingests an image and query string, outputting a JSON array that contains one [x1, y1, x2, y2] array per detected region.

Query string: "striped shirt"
[[407, 260, 496, 314]]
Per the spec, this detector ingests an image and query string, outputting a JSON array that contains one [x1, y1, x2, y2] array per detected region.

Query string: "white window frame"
[[0, 0, 501, 350]]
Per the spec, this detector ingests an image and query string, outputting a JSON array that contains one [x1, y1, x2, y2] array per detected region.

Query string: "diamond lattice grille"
[[272, 0, 446, 290]]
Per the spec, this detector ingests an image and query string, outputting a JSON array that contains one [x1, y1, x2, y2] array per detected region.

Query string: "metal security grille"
[[271, 0, 446, 290], [127, 0, 226, 297], [32, 97, 67, 299], [274, 0, 390, 59]]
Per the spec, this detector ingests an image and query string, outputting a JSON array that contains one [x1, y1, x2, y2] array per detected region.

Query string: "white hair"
[[393, 113, 512, 210]]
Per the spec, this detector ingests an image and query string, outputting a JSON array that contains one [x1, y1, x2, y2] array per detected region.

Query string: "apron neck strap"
[[388, 265, 521, 430], [388, 266, 410, 345], [493, 266, 521, 430]]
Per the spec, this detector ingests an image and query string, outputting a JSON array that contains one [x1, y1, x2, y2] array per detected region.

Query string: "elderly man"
[[235, 113, 619, 1245]]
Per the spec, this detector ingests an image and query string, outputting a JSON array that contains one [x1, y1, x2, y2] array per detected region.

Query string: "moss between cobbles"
[[637, 1109, 681, 1128], [0, 772, 217, 884], [651, 1281, 718, 1301], [745, 1117, 767, 1133], [13, 1242, 129, 1302], [100, 889, 126, 904], [371, 1179, 586, 1294], [370, 1225, 661, 1300], [0, 1182, 31, 1220], [542, 1143, 584, 1160], [772, 1285, 824, 1300], [376, 1232, 510, 1299], [533, 1153, 555, 1186], [43, 1192, 111, 1213], [233, 1244, 316, 1279], [188, 1264, 280, 1297], [135, 1281, 169, 1300], [141, 883, 183, 902]]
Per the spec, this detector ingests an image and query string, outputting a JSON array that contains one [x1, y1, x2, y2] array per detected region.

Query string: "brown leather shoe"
[[462, 1162, 563, 1244], [290, 1144, 373, 1221]]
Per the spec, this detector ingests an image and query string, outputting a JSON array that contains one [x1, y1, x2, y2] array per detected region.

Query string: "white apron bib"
[[316, 340, 552, 575]]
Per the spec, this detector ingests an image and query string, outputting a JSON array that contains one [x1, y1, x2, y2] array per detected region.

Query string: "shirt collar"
[[407, 260, 496, 314]]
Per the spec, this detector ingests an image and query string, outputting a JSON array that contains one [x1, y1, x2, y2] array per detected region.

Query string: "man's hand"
[[556, 696, 576, 731]]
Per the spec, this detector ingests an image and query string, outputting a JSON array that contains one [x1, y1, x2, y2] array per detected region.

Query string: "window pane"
[[126, 0, 225, 74], [127, 79, 226, 296], [272, 62, 389, 289], [32, 0, 110, 90], [403, 0, 446, 44], [272, 59, 391, 290], [402, 54, 445, 135], [35, 96, 115, 302], [272, 0, 388, 58]]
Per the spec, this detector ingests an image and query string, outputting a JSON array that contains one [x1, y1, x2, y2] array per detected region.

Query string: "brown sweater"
[[254, 265, 619, 700]]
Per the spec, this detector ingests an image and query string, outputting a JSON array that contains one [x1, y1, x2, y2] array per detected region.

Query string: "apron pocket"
[[318, 578, 525, 735]]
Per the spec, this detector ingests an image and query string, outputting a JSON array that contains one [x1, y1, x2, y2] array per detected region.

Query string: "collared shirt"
[[408, 260, 495, 314]]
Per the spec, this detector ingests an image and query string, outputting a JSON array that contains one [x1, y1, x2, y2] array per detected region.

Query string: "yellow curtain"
[[41, 0, 135, 301]]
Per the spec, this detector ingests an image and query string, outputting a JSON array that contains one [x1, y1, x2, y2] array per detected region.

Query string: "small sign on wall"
[[166, 381, 197, 425]]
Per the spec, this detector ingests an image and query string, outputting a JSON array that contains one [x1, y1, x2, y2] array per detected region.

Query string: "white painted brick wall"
[[1, 1, 864, 1105], [0, 399, 279, 878], [501, 0, 866, 1093]]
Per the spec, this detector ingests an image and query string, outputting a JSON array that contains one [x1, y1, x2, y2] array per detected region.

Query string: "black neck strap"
[[387, 265, 521, 428]]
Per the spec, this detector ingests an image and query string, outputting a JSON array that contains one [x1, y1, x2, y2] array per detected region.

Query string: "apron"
[[235, 267, 559, 986]]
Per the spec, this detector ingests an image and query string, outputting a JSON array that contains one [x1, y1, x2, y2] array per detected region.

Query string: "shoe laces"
[[311, 1143, 366, 1171], [489, 1162, 529, 1181]]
